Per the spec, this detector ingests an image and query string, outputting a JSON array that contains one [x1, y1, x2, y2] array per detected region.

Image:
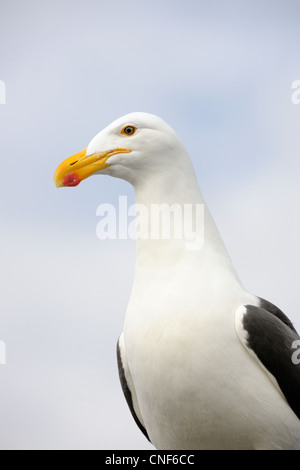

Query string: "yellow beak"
[[54, 147, 131, 188]]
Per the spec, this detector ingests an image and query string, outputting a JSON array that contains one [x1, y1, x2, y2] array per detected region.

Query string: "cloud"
[[1, 0, 300, 449]]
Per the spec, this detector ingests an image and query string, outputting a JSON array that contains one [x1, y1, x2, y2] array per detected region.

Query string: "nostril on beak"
[[70, 160, 78, 166]]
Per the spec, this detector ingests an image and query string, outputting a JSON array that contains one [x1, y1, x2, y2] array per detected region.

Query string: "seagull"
[[54, 112, 300, 450]]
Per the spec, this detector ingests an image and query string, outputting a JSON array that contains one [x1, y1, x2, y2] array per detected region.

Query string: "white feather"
[[88, 113, 300, 449]]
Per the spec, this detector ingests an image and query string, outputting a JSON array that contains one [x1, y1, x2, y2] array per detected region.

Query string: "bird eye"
[[121, 125, 136, 136]]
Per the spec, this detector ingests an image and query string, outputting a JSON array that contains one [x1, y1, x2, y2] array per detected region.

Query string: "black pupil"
[[125, 126, 134, 135]]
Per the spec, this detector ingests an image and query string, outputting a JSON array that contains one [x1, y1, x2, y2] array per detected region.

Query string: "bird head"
[[54, 112, 187, 188]]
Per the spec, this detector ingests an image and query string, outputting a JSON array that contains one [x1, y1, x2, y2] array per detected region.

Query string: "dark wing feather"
[[258, 297, 299, 334], [116, 339, 150, 442], [241, 302, 300, 420]]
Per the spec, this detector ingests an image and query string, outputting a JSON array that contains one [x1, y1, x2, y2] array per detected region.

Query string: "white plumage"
[[55, 112, 300, 449]]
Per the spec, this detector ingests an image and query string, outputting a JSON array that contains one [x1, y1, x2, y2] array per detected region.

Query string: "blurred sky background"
[[0, 0, 300, 450]]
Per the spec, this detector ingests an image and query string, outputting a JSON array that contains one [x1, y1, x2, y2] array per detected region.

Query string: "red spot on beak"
[[62, 173, 81, 187]]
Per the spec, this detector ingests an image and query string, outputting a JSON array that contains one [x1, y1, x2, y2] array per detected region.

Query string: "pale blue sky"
[[0, 0, 300, 449]]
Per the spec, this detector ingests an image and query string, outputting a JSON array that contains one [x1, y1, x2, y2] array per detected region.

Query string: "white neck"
[[130, 150, 241, 287]]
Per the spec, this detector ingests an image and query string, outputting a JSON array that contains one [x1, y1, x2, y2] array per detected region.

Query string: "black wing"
[[116, 338, 150, 442], [239, 299, 300, 420], [258, 297, 299, 334]]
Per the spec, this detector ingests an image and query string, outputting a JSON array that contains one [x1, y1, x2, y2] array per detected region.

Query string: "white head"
[[54, 112, 230, 263], [54, 112, 193, 189]]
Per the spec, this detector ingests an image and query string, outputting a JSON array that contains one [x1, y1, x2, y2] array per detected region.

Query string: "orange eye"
[[121, 125, 136, 136]]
